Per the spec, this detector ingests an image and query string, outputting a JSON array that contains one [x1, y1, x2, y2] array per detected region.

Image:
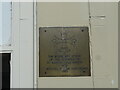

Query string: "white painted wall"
[[0, 2, 2, 45], [19, 2, 34, 88], [12, 2, 34, 88], [0, 2, 11, 46], [0, 2, 34, 88]]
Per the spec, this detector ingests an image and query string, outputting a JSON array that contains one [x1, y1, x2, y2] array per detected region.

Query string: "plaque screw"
[[44, 30, 47, 32], [81, 30, 84, 32], [83, 71, 86, 73]]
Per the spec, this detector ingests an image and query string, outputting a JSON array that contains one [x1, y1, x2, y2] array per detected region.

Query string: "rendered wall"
[[90, 2, 118, 88], [0, 2, 11, 46], [37, 2, 93, 88], [37, 2, 118, 88], [11, 2, 34, 88], [0, 2, 118, 88]]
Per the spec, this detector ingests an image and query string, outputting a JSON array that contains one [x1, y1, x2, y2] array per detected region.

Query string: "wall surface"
[[37, 2, 118, 88], [0, 1, 119, 88], [37, 2, 90, 27], [90, 2, 118, 88], [37, 2, 93, 88], [0, 2, 34, 88], [12, 2, 34, 88], [118, 1, 120, 89], [0, 2, 11, 46]]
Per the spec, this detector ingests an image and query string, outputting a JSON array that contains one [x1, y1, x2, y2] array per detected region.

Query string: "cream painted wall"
[[37, 2, 90, 27], [37, 2, 119, 88], [0, 1, 118, 88], [37, 2, 94, 88], [90, 2, 118, 88]]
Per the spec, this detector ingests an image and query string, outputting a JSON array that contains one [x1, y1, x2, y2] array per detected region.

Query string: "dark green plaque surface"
[[39, 27, 91, 77]]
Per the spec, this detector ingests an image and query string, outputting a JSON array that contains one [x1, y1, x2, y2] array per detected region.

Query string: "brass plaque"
[[39, 27, 91, 77]]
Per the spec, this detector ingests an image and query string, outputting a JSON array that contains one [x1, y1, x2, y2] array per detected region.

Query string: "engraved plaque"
[[39, 27, 91, 77]]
